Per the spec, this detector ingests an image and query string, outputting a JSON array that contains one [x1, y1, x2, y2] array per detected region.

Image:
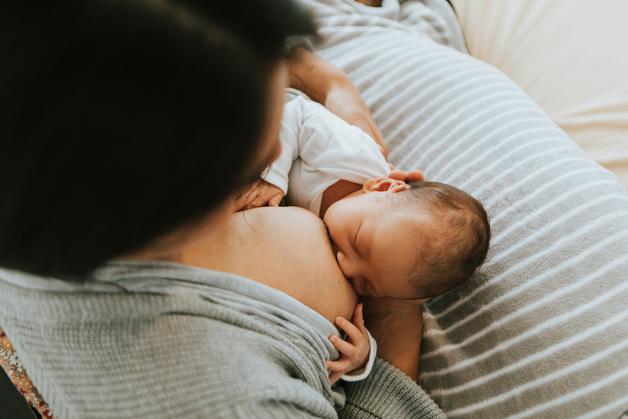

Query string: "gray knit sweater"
[[0, 261, 444, 418]]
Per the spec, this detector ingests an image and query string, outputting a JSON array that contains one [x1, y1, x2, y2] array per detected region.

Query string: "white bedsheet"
[[452, 0, 628, 190]]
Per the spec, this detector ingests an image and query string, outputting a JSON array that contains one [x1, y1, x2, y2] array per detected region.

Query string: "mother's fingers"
[[388, 169, 424, 183], [406, 169, 424, 182]]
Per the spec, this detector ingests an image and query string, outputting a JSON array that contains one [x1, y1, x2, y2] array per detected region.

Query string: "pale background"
[[451, 0, 628, 190]]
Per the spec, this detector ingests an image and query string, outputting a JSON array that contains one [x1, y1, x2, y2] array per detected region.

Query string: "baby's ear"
[[390, 184, 410, 193], [363, 178, 407, 193]]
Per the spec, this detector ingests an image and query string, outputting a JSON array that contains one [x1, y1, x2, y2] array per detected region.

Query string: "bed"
[[452, 0, 628, 191], [300, 0, 628, 417]]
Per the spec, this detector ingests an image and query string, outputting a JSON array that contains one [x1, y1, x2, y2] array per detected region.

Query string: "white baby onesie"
[[261, 90, 386, 382], [262, 90, 390, 216]]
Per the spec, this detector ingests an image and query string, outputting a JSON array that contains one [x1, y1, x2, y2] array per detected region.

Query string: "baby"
[[249, 89, 491, 382]]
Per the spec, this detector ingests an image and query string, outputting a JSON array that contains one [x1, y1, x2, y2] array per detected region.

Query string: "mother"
[[0, 0, 441, 417]]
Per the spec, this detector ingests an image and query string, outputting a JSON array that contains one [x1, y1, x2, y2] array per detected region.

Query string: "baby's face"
[[323, 191, 433, 299]]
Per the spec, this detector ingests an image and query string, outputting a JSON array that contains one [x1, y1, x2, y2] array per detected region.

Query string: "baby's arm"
[[327, 303, 377, 384], [296, 98, 387, 174]]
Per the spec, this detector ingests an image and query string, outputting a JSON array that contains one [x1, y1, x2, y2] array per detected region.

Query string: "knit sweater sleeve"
[[211, 358, 445, 419], [340, 359, 446, 419]]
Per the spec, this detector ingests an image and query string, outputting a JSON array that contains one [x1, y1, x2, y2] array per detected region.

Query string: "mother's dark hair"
[[0, 0, 316, 279]]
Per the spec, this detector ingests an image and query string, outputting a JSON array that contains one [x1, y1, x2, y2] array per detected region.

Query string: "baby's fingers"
[[233, 187, 256, 212], [326, 357, 351, 373], [268, 193, 283, 207], [244, 194, 266, 210], [352, 303, 367, 332], [329, 335, 355, 358], [335, 316, 362, 343], [329, 370, 344, 384]]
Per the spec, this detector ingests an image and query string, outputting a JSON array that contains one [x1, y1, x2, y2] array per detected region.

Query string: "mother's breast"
[[177, 206, 357, 323]]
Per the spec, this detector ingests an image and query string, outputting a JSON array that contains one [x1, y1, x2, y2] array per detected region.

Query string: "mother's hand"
[[287, 47, 388, 157], [362, 297, 428, 381], [388, 169, 424, 183]]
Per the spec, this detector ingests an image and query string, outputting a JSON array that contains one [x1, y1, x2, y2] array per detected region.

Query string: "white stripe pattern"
[[427, 305, 628, 396], [448, 351, 628, 417], [422, 262, 628, 367], [300, 1, 628, 417], [391, 87, 531, 158]]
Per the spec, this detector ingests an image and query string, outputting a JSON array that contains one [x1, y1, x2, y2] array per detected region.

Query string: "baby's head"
[[323, 178, 490, 300]]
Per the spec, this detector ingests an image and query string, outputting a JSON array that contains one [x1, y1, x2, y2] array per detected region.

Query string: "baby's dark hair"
[[398, 181, 491, 299]]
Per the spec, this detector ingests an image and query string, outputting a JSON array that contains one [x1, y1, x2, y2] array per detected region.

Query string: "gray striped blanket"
[[299, 0, 628, 417]]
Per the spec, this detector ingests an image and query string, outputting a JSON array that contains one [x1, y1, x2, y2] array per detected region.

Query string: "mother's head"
[[0, 0, 316, 279]]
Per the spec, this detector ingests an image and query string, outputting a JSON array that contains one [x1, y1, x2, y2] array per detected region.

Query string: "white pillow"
[[452, 0, 628, 190]]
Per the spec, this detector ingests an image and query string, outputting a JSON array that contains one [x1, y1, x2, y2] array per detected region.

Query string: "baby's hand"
[[326, 303, 370, 384], [234, 179, 284, 211]]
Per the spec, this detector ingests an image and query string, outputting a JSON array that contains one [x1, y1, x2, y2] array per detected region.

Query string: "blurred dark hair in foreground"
[[0, 0, 316, 279]]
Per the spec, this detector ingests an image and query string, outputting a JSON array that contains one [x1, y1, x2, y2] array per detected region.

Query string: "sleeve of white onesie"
[[262, 94, 389, 212], [341, 330, 378, 382], [286, 97, 390, 213]]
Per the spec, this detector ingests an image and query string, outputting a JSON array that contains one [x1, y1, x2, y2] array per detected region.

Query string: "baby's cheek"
[[336, 251, 349, 276]]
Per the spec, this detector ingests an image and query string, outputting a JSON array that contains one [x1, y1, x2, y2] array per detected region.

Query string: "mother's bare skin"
[[172, 206, 357, 323], [170, 206, 423, 380]]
